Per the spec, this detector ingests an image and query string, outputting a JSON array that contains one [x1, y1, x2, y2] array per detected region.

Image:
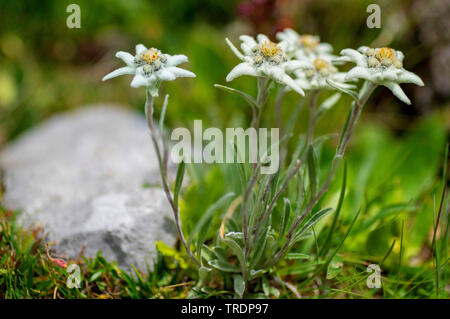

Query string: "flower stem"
[[253, 91, 318, 237], [264, 82, 377, 269], [144, 89, 200, 268], [240, 77, 271, 288]]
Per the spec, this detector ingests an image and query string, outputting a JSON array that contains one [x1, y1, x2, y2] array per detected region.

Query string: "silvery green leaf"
[[326, 79, 359, 102], [294, 208, 333, 240], [225, 232, 244, 240], [233, 274, 245, 298], [214, 84, 257, 109], [208, 259, 240, 273], [200, 245, 214, 262], [212, 246, 228, 261], [292, 231, 313, 244], [249, 225, 269, 269], [223, 237, 246, 271], [279, 198, 291, 239]]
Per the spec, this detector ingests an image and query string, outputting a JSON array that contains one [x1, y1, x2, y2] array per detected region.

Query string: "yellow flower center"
[[375, 47, 394, 61], [313, 57, 329, 71], [300, 35, 319, 49], [259, 41, 281, 57], [141, 48, 159, 64]]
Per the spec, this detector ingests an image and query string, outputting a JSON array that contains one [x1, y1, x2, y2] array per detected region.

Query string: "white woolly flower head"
[[338, 46, 424, 104], [276, 28, 336, 62], [225, 34, 309, 96], [102, 44, 196, 96], [292, 56, 355, 91]]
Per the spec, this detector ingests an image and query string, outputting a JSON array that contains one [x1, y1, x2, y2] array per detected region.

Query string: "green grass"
[[0, 205, 446, 299]]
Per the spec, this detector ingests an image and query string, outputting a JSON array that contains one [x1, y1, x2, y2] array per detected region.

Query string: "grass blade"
[[173, 161, 185, 211], [320, 161, 347, 257]]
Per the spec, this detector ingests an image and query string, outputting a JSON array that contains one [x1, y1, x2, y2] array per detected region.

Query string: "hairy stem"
[[250, 91, 318, 257], [144, 89, 200, 268], [265, 82, 377, 268], [240, 78, 270, 281]]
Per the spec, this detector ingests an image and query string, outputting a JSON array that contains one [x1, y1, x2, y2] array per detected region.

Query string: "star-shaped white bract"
[[102, 44, 196, 96], [292, 57, 355, 91], [276, 28, 337, 62], [225, 34, 308, 96], [338, 46, 424, 104]]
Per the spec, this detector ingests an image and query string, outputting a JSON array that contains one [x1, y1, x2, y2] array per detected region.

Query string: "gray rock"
[[0, 105, 177, 271]]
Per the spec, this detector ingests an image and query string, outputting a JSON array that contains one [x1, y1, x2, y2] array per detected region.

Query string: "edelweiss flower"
[[292, 57, 355, 91], [276, 28, 336, 61], [225, 34, 308, 95], [102, 44, 196, 96], [339, 46, 424, 104]]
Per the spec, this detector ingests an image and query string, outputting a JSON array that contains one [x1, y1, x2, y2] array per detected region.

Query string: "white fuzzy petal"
[[398, 70, 424, 86], [396, 50, 404, 62], [225, 38, 245, 60], [331, 73, 357, 88], [157, 69, 177, 81], [345, 66, 372, 81], [266, 66, 284, 80], [166, 54, 188, 66], [383, 82, 411, 105], [256, 34, 270, 44], [167, 66, 196, 78], [241, 43, 253, 56], [130, 74, 149, 88], [333, 72, 349, 82], [285, 29, 299, 38], [333, 56, 352, 64], [284, 60, 313, 72], [378, 69, 399, 82], [357, 46, 370, 54], [239, 35, 257, 48], [281, 73, 305, 95], [275, 32, 287, 42], [226, 62, 257, 81], [277, 41, 289, 52], [115, 51, 135, 67], [135, 44, 147, 55], [327, 79, 355, 90], [317, 43, 333, 53], [276, 28, 297, 40], [102, 67, 135, 81], [268, 67, 304, 95], [340, 49, 366, 66], [294, 78, 311, 90]]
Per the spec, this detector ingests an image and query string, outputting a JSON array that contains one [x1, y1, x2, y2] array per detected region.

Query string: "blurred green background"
[[0, 0, 448, 142], [0, 0, 448, 294]]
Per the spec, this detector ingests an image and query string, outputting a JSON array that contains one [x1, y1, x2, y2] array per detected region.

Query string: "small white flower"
[[276, 28, 337, 62], [339, 46, 424, 104], [225, 34, 308, 96], [292, 57, 355, 91], [102, 44, 196, 96]]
